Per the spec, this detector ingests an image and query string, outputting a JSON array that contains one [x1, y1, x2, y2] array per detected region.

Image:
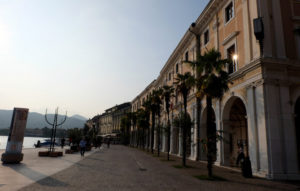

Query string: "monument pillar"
[[2, 108, 29, 163]]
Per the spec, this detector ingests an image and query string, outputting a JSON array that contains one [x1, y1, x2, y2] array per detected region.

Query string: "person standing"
[[236, 145, 245, 167], [79, 138, 87, 157], [61, 137, 65, 149]]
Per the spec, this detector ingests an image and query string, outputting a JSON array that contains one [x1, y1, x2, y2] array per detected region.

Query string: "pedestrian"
[[61, 137, 65, 149], [107, 137, 111, 148], [35, 140, 41, 148], [236, 145, 245, 167], [79, 138, 87, 157]]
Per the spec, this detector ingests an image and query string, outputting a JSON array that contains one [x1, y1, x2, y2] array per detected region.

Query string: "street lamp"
[[232, 54, 238, 72]]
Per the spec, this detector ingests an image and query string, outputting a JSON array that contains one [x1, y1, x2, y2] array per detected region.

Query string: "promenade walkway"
[[13, 145, 300, 191], [0, 147, 96, 191]]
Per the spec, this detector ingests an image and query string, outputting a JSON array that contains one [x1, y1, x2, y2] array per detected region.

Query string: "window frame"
[[224, 40, 238, 74], [203, 29, 210, 45], [185, 51, 189, 61], [224, 0, 235, 25]]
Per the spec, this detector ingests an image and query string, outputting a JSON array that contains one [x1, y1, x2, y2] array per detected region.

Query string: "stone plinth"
[[1, 153, 24, 164]]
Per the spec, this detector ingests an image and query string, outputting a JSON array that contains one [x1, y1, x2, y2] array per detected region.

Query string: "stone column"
[[278, 84, 299, 176], [246, 84, 260, 173], [178, 129, 182, 156], [254, 83, 269, 175], [262, 80, 299, 178], [215, 100, 222, 165]]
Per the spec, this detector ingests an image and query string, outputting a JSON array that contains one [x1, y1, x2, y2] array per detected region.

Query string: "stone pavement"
[[0, 147, 96, 191], [16, 145, 300, 191]]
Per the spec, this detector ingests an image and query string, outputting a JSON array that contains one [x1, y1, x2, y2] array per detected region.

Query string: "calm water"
[[0, 136, 48, 150]]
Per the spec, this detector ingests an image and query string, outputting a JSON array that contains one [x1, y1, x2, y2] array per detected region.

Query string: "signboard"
[[2, 108, 29, 163]]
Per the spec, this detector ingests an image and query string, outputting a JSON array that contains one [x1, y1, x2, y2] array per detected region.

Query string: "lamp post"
[[253, 17, 264, 56], [233, 54, 238, 72], [188, 22, 202, 161]]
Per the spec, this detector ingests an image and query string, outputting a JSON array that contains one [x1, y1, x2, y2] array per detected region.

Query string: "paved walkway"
[[0, 147, 96, 191], [14, 145, 300, 191]]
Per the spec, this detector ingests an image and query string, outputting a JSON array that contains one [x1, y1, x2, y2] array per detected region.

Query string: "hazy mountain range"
[[0, 110, 87, 129]]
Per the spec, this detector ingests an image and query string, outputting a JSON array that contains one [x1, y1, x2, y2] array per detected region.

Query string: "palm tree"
[[152, 88, 163, 156], [161, 85, 174, 161], [149, 90, 159, 154], [120, 115, 131, 145], [142, 98, 152, 151], [136, 108, 149, 149], [197, 49, 230, 178], [128, 112, 137, 147], [174, 72, 195, 166]]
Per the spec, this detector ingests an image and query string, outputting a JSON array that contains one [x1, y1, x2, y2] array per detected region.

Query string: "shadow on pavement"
[[3, 163, 69, 187]]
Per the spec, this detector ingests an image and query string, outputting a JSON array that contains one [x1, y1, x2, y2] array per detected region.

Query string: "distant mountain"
[[0, 110, 86, 129], [71, 114, 88, 121]]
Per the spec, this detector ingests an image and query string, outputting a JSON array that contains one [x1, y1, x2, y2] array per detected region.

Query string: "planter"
[[49, 151, 63, 157], [70, 146, 79, 152], [38, 151, 49, 157], [65, 149, 74, 154]]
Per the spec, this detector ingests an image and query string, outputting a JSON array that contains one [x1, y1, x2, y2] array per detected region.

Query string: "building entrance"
[[223, 97, 248, 167]]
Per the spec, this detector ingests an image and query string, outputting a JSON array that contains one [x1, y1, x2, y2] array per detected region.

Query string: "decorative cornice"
[[132, 80, 156, 103], [159, 0, 227, 82], [222, 31, 240, 46], [229, 57, 263, 81]]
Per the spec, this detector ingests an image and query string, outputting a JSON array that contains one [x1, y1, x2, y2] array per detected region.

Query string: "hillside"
[[0, 110, 86, 129]]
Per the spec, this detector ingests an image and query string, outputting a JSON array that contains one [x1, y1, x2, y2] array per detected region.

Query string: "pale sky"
[[0, 0, 209, 119]]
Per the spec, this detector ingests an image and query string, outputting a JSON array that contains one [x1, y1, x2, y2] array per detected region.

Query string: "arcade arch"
[[222, 96, 248, 167]]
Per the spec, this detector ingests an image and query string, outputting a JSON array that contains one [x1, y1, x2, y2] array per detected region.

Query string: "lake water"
[[0, 136, 48, 150]]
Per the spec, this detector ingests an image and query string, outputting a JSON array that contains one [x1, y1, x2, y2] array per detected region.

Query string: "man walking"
[[79, 138, 87, 157]]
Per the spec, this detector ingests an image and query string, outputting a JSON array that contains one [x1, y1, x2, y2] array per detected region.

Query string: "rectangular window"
[[185, 51, 189, 61], [169, 72, 171, 80], [226, 44, 238, 74], [204, 30, 209, 45], [225, 2, 234, 23], [176, 63, 179, 73]]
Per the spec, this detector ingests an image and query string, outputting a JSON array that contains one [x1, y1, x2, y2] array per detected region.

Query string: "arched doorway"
[[295, 97, 300, 171], [223, 97, 248, 167], [200, 107, 216, 161]]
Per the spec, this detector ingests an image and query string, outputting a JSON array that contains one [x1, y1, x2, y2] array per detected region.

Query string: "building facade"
[[98, 102, 131, 137], [131, 0, 300, 180]]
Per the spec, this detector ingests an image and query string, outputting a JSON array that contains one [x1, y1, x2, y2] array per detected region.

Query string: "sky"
[[0, 0, 209, 119]]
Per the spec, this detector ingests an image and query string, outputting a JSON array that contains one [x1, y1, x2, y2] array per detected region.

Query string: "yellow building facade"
[[131, 0, 300, 180]]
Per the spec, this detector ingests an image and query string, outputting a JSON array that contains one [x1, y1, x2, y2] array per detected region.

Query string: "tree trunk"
[[196, 97, 201, 160], [182, 95, 188, 167], [142, 127, 145, 150], [151, 111, 155, 154], [195, 33, 201, 161], [157, 112, 161, 157], [167, 111, 170, 161], [206, 96, 213, 177]]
